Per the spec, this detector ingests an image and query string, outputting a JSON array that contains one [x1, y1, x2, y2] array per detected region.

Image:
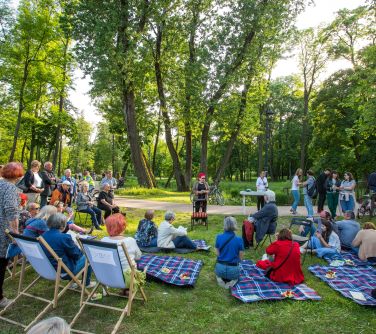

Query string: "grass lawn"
[[1, 210, 375, 334]]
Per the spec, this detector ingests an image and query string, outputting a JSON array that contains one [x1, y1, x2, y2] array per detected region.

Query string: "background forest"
[[0, 0, 375, 189]]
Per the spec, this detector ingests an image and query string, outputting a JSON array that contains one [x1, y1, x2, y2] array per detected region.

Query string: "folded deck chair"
[[0, 232, 88, 332], [70, 238, 147, 334]]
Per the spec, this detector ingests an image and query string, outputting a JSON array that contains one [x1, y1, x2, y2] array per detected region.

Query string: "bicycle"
[[190, 184, 225, 206]]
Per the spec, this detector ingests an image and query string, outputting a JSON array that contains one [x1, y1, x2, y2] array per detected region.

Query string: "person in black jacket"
[[325, 170, 341, 218], [316, 168, 331, 213], [40, 161, 59, 208], [24, 160, 44, 204], [368, 171, 376, 192]]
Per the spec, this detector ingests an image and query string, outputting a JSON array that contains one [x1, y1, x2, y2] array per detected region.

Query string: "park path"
[[114, 196, 307, 216]]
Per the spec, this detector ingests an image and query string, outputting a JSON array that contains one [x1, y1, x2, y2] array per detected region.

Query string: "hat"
[[62, 180, 71, 186]]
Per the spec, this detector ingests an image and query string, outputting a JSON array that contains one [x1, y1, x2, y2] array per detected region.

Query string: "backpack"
[[307, 177, 318, 199]]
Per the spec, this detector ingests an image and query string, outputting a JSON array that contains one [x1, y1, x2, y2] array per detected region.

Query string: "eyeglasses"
[[31, 207, 40, 210]]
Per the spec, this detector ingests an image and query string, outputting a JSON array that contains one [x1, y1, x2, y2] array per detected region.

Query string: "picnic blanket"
[[139, 239, 209, 254], [309, 265, 376, 306], [137, 254, 203, 286], [231, 260, 321, 303], [324, 251, 376, 267]]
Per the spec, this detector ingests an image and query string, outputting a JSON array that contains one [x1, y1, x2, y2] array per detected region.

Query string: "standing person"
[[339, 172, 356, 214], [23, 160, 45, 204], [316, 168, 331, 213], [100, 170, 117, 190], [215, 216, 244, 289], [0, 162, 24, 308], [191, 172, 209, 213], [256, 171, 268, 210], [82, 170, 95, 191], [326, 170, 341, 219], [76, 182, 102, 230], [290, 168, 303, 215], [367, 171, 376, 192], [40, 161, 58, 208], [61, 169, 77, 206], [302, 170, 316, 219]]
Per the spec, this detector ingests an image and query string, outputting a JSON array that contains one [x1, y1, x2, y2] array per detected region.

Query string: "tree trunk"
[[58, 134, 62, 176], [152, 108, 161, 174], [21, 139, 27, 164], [300, 90, 309, 170], [153, 22, 188, 191]]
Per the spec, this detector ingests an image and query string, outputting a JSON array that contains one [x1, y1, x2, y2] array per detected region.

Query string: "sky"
[[10, 0, 367, 130]]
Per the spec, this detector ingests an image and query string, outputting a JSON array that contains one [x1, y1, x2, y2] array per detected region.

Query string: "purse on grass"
[[265, 241, 294, 278]]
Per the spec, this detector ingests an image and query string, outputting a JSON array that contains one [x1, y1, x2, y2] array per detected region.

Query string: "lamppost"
[[264, 107, 273, 177]]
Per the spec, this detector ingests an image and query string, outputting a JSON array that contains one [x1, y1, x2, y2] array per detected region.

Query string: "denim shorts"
[[215, 262, 240, 280]]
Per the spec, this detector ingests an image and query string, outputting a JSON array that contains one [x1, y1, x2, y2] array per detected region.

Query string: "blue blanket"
[[324, 251, 376, 267], [231, 260, 321, 303]]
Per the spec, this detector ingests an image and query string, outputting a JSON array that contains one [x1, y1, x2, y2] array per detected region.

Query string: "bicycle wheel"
[[215, 191, 225, 206]]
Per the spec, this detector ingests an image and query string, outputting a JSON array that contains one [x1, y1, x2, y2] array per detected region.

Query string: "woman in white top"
[[24, 160, 45, 204], [101, 213, 142, 272], [339, 172, 356, 214], [290, 168, 303, 215], [256, 171, 268, 210], [157, 211, 199, 249]]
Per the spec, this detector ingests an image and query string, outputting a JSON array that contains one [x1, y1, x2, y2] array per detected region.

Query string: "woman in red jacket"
[[256, 228, 304, 286]]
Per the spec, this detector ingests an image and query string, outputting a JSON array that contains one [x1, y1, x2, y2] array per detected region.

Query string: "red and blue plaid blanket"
[[309, 265, 376, 306], [137, 254, 203, 286], [324, 251, 376, 267], [231, 260, 321, 303]]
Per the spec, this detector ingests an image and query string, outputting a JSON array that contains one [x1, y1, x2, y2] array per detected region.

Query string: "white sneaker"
[[261, 253, 269, 261], [225, 280, 238, 288], [86, 281, 97, 289], [300, 247, 306, 254], [216, 276, 228, 289], [197, 245, 211, 251], [0, 297, 13, 308]]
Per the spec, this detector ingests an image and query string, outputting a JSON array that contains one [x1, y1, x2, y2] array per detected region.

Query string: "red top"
[[265, 239, 304, 286]]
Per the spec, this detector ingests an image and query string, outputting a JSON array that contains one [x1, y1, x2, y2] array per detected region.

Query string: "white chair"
[[70, 238, 147, 334]]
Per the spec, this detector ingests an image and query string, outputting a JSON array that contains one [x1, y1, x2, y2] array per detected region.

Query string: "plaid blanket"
[[309, 265, 376, 306], [324, 251, 376, 267], [231, 260, 321, 303], [137, 254, 203, 286]]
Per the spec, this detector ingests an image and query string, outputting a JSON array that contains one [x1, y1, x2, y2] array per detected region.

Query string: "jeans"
[[340, 195, 355, 213], [309, 236, 338, 258], [79, 207, 102, 227], [63, 255, 92, 286], [172, 236, 196, 249], [0, 258, 9, 300], [304, 194, 314, 217], [327, 192, 339, 218], [138, 237, 158, 248], [215, 263, 240, 280], [291, 190, 300, 211]]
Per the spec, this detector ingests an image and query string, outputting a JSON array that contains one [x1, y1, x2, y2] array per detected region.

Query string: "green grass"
[[1, 210, 375, 334]]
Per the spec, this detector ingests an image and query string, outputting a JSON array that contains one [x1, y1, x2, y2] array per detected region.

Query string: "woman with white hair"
[[157, 211, 203, 250], [215, 216, 244, 288], [26, 316, 70, 334], [23, 205, 57, 238]]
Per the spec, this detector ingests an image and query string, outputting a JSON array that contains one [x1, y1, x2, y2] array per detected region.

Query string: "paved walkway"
[[114, 197, 307, 216]]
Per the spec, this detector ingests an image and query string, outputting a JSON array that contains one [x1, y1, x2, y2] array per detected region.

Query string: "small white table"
[[239, 190, 268, 214]]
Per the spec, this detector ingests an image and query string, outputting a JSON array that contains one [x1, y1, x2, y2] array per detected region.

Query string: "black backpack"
[[307, 177, 318, 199]]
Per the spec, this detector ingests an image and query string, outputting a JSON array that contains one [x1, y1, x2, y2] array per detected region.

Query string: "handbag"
[[16, 177, 28, 192], [265, 240, 294, 278]]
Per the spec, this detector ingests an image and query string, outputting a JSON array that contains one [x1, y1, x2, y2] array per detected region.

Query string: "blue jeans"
[[172, 236, 196, 249], [64, 255, 92, 286], [79, 207, 102, 227], [138, 237, 158, 248], [215, 263, 240, 280], [309, 236, 338, 258], [291, 190, 300, 211], [340, 195, 355, 213], [304, 194, 314, 217]]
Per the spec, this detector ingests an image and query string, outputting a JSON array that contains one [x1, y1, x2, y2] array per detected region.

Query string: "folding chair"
[[254, 217, 277, 250], [191, 199, 208, 230], [0, 232, 89, 332], [289, 217, 314, 264], [74, 210, 89, 225], [70, 239, 147, 334]]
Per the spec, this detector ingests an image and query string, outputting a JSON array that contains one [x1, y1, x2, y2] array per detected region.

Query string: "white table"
[[240, 190, 268, 214]]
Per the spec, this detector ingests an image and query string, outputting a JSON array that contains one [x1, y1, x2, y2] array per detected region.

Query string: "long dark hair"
[[321, 219, 333, 243]]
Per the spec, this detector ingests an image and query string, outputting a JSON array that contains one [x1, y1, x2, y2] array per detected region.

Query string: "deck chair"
[[0, 232, 89, 332], [70, 238, 147, 334], [191, 199, 208, 230], [289, 217, 314, 264]]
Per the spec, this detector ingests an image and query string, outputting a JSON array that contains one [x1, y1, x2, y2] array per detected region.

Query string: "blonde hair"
[[364, 222, 376, 230], [30, 160, 41, 168]]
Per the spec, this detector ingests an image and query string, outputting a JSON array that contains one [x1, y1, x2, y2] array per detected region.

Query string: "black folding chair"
[[254, 217, 278, 250], [289, 217, 314, 264]]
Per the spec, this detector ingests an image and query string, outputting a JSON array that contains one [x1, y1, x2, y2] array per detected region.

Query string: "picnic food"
[[325, 270, 336, 279], [161, 267, 171, 274], [281, 290, 294, 298], [179, 273, 190, 280], [344, 259, 355, 266]]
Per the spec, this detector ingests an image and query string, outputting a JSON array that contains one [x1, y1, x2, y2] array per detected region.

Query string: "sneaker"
[[225, 280, 238, 288], [197, 245, 211, 251], [261, 253, 269, 261], [216, 276, 228, 289], [300, 247, 306, 254], [0, 297, 13, 308], [86, 281, 97, 289]]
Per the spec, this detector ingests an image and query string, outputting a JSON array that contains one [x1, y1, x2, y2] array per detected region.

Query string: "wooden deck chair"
[[70, 238, 147, 334], [0, 232, 89, 332]]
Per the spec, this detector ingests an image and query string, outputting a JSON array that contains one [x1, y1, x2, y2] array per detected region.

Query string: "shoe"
[[86, 281, 97, 289], [300, 247, 306, 254], [197, 246, 211, 251], [95, 226, 102, 231], [87, 226, 94, 234], [70, 282, 79, 289], [225, 280, 238, 288], [0, 297, 13, 308], [261, 253, 269, 261], [216, 276, 228, 289]]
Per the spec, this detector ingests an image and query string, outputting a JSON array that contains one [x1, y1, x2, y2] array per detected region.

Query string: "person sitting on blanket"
[[244, 190, 278, 245], [256, 228, 304, 286], [300, 219, 341, 258], [351, 222, 376, 262], [215, 216, 244, 289], [42, 213, 94, 288], [299, 210, 334, 237], [101, 213, 144, 295], [332, 210, 360, 250], [158, 211, 205, 250], [135, 209, 158, 247]]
